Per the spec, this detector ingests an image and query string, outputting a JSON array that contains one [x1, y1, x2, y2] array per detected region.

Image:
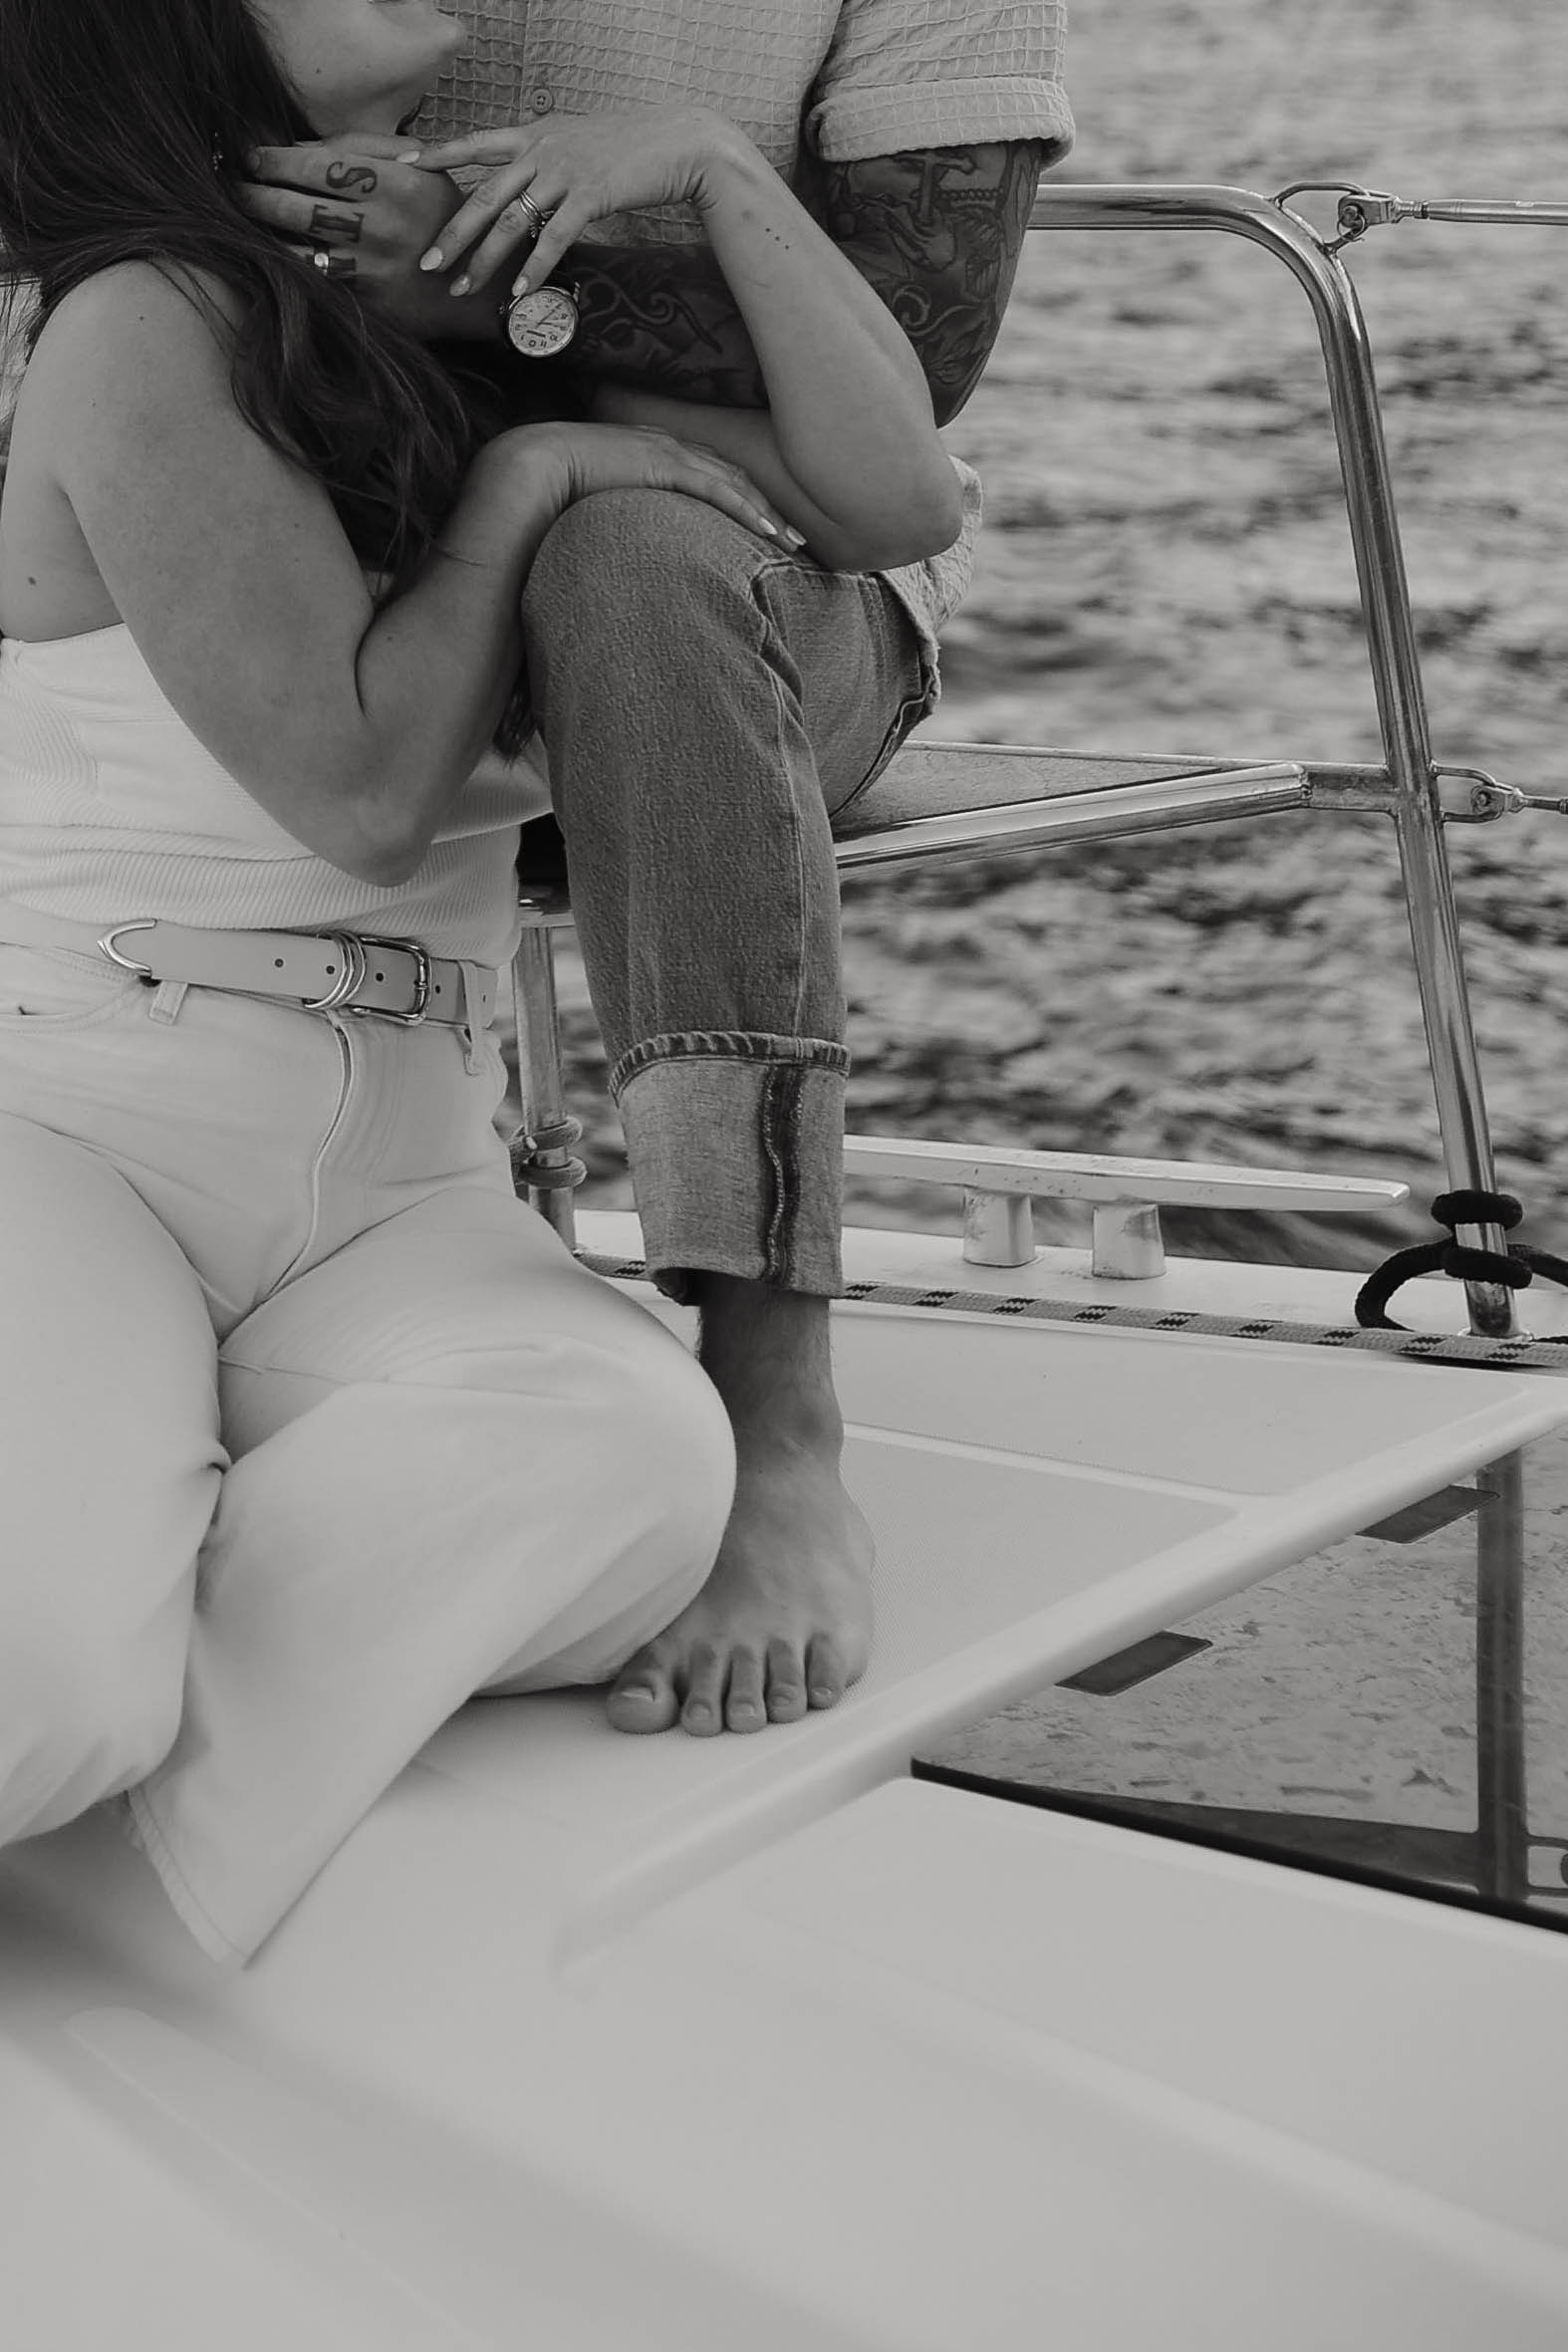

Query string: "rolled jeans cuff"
[[611, 1034, 851, 1306]]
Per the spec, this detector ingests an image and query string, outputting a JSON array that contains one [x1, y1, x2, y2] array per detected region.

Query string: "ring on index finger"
[[311, 247, 356, 281]]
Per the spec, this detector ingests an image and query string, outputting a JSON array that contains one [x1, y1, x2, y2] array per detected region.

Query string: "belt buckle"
[[97, 918, 159, 977], [337, 930, 431, 1026]]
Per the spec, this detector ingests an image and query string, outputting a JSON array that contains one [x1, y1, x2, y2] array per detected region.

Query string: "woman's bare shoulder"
[[43, 257, 240, 336], [2, 263, 255, 634], [31, 261, 242, 403]]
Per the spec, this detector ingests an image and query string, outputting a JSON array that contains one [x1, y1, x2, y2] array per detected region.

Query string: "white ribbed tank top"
[[0, 624, 550, 967]]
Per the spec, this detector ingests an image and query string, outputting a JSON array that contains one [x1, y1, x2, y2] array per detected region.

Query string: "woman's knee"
[[596, 1328, 736, 1562], [476, 1334, 734, 1694], [0, 1605, 188, 1845]]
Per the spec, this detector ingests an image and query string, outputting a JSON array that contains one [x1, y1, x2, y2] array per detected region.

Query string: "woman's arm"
[[408, 111, 965, 572], [31, 262, 785, 884], [682, 128, 963, 570]]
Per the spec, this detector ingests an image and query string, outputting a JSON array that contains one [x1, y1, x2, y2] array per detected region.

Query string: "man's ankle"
[[691, 1269, 843, 1443]]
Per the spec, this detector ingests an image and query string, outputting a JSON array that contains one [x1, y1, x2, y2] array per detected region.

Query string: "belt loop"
[[458, 961, 485, 1075], [147, 978, 189, 1025]]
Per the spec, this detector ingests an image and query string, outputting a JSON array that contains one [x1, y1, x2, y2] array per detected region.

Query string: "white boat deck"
[[5, 1215, 1568, 2346]]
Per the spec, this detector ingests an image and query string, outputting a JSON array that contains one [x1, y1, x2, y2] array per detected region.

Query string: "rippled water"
[[857, 0, 1568, 1270], [571, 0, 1568, 1271]]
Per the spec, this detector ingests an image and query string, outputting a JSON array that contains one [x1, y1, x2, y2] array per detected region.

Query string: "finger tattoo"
[[325, 160, 379, 197], [310, 202, 364, 246]]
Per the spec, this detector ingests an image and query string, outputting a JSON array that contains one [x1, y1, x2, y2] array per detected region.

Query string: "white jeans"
[[0, 938, 735, 1963]]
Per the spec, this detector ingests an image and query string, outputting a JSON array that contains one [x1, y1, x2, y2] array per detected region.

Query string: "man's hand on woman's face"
[[236, 134, 500, 342]]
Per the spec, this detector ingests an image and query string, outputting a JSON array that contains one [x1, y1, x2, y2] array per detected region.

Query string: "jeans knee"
[[523, 490, 764, 667]]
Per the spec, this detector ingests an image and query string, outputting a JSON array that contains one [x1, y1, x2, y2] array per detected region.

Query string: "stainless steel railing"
[[1027, 181, 1518, 1337]]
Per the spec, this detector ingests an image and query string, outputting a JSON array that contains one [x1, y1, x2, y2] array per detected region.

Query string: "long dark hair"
[[0, 0, 503, 630]]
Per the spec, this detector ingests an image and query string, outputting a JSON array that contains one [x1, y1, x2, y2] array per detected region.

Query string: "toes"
[[805, 1634, 849, 1711], [679, 1640, 726, 1736], [765, 1635, 809, 1723], [606, 1647, 679, 1734], [724, 1647, 767, 1732]]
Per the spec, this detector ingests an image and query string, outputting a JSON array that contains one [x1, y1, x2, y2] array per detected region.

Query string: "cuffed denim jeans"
[[520, 490, 930, 1305]]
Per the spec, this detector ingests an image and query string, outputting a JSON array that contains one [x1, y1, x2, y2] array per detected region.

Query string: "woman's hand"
[[502, 419, 805, 548], [401, 106, 744, 301]]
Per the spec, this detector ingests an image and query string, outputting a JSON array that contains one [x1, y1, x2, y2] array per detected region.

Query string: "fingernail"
[[449, 274, 471, 297], [418, 247, 442, 271], [395, 148, 422, 164], [784, 527, 807, 548], [242, 149, 261, 173], [511, 272, 530, 298], [756, 518, 779, 536]]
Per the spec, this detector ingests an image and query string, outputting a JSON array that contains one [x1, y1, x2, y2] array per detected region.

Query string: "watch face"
[[506, 285, 579, 359]]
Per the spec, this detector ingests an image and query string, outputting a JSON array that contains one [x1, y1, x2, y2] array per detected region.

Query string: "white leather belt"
[[0, 902, 498, 1031]]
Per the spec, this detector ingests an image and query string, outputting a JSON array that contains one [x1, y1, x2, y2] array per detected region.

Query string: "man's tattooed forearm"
[[814, 142, 1045, 424], [566, 245, 766, 405], [550, 139, 1042, 419], [325, 159, 379, 198]]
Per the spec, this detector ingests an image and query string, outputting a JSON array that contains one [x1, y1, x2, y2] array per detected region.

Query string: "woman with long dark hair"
[[0, 0, 959, 1962]]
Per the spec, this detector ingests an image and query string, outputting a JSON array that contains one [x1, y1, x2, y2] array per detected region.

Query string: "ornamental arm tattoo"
[[555, 139, 1046, 422]]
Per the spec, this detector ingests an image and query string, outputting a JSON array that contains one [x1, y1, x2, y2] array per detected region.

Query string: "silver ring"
[[311, 246, 332, 274], [514, 191, 551, 237]]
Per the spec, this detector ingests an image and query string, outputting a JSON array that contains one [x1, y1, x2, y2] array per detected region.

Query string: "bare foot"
[[606, 1423, 874, 1733], [607, 1272, 873, 1734]]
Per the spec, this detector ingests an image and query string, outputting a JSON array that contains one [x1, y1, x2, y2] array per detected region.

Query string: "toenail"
[[620, 1686, 655, 1703]]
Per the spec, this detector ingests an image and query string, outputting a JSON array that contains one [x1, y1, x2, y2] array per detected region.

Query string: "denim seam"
[[266, 1017, 354, 1295], [824, 687, 932, 825], [608, 1028, 851, 1102], [748, 564, 816, 1040], [760, 1061, 803, 1281], [750, 561, 932, 825]]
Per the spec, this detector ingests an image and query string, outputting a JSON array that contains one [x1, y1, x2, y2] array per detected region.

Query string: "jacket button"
[[530, 87, 555, 114]]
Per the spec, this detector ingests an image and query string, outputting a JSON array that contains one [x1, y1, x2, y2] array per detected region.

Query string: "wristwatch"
[[503, 282, 580, 359]]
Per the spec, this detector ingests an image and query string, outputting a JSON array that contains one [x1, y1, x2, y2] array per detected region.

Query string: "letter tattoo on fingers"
[[325, 159, 379, 198], [310, 201, 364, 246]]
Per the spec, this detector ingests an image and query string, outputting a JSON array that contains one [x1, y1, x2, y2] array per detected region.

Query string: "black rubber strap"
[[1355, 1191, 1568, 1332], [1431, 1188, 1522, 1230], [1437, 1242, 1533, 1287]]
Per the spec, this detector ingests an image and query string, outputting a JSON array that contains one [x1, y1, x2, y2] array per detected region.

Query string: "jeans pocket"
[[0, 942, 147, 1031]]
